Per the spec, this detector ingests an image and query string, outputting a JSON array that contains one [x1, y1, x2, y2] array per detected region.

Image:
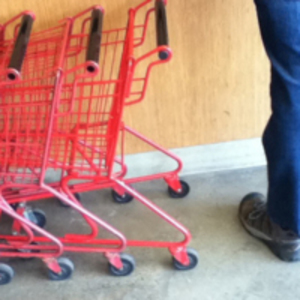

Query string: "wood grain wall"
[[2, 0, 271, 153]]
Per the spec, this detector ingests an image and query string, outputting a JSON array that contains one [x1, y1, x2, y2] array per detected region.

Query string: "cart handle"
[[86, 7, 104, 73], [155, 0, 169, 60], [7, 13, 35, 80]]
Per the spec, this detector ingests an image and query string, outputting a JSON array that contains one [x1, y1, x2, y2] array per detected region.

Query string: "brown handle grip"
[[8, 14, 35, 80], [155, 0, 169, 60], [86, 8, 104, 72]]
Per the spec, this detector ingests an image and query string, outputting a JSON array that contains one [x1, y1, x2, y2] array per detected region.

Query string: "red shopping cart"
[[0, 0, 198, 285]]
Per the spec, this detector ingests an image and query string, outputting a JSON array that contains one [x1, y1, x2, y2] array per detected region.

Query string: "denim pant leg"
[[254, 0, 300, 233]]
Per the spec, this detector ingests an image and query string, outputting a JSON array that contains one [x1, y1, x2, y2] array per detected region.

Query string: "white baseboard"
[[124, 138, 266, 178], [45, 138, 266, 182]]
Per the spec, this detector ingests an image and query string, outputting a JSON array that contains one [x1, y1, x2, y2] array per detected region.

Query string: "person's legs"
[[239, 0, 300, 261], [257, 0, 300, 234]]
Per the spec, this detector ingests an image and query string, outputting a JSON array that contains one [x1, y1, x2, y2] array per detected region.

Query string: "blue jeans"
[[254, 0, 300, 234]]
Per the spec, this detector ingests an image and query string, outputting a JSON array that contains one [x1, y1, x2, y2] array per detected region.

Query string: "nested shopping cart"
[[3, 0, 189, 206], [0, 9, 128, 284], [0, 0, 198, 285]]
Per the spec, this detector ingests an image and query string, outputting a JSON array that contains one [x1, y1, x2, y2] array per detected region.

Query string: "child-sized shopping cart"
[[0, 0, 198, 285]]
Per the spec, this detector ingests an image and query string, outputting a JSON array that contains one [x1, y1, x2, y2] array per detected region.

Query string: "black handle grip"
[[8, 14, 34, 80], [86, 8, 104, 72], [155, 0, 169, 60]]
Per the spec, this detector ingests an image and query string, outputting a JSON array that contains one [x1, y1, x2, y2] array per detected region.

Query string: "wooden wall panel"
[[1, 0, 270, 153]]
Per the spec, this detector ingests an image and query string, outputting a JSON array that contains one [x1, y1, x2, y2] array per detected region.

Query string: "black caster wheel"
[[10, 203, 19, 211], [58, 193, 81, 208], [172, 248, 199, 271], [25, 209, 46, 228], [0, 264, 14, 285], [112, 190, 133, 204], [48, 258, 74, 281], [168, 180, 190, 199], [109, 254, 135, 276], [74, 193, 81, 201], [29, 209, 47, 228]]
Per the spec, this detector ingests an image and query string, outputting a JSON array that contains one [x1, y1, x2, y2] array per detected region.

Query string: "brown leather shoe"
[[239, 193, 300, 262]]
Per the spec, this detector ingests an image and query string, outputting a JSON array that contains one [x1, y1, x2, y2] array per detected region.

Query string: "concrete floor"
[[2, 166, 300, 300]]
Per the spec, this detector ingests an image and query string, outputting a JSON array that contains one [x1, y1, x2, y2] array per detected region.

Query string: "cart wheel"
[[0, 264, 14, 285], [10, 203, 19, 211], [48, 258, 74, 281], [30, 209, 47, 228], [112, 190, 134, 204], [172, 248, 199, 271], [168, 180, 190, 199], [58, 193, 81, 208], [109, 254, 135, 276]]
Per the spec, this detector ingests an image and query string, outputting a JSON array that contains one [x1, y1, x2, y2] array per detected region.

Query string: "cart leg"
[[123, 126, 190, 198], [113, 179, 190, 241], [43, 257, 62, 274], [113, 179, 191, 246], [169, 247, 189, 266], [124, 125, 183, 175], [44, 183, 127, 253], [164, 174, 183, 193], [105, 252, 123, 270], [112, 180, 197, 269], [113, 185, 128, 198], [12, 203, 26, 235]]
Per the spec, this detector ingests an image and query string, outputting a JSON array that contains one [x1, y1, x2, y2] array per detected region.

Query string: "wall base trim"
[[124, 138, 266, 178]]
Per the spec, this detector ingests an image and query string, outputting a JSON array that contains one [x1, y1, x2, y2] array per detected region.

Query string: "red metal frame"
[[0, 0, 193, 275]]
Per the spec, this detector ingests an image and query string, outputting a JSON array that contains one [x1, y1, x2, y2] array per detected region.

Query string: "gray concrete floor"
[[3, 166, 300, 300]]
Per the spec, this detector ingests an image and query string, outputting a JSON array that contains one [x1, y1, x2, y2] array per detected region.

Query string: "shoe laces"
[[248, 201, 266, 220]]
